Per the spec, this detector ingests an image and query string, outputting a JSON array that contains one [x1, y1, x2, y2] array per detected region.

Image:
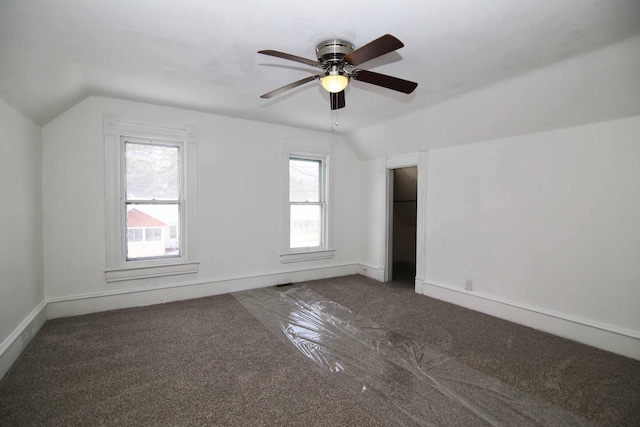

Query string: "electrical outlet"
[[465, 279, 473, 291]]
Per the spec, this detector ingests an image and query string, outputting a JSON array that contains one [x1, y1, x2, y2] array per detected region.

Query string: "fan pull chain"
[[330, 110, 339, 132]]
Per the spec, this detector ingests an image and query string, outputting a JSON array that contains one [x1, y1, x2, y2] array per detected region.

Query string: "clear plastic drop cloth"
[[233, 286, 592, 427]]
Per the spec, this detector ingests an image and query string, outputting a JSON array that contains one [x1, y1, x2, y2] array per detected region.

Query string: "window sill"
[[280, 249, 335, 264], [105, 261, 199, 282]]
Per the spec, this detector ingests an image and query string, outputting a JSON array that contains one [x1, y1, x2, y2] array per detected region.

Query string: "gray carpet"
[[1, 274, 639, 425]]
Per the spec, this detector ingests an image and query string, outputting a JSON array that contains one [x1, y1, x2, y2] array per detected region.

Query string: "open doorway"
[[388, 166, 418, 284]]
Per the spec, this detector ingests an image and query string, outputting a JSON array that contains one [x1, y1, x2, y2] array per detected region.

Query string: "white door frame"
[[384, 168, 395, 282], [384, 152, 428, 290]]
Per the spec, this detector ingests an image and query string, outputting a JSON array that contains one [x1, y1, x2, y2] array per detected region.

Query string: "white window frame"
[[280, 143, 335, 263], [103, 114, 198, 282]]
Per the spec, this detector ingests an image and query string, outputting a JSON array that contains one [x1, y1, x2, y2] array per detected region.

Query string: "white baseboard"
[[47, 263, 362, 319], [359, 263, 385, 281], [419, 278, 640, 361], [0, 300, 48, 380]]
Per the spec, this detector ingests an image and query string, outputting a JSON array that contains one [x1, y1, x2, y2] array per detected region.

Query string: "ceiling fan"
[[258, 34, 418, 110]]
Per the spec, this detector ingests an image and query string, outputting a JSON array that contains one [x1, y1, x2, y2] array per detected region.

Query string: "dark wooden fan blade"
[[258, 50, 323, 68], [352, 69, 418, 94], [260, 75, 319, 99], [343, 34, 404, 66], [330, 90, 345, 110]]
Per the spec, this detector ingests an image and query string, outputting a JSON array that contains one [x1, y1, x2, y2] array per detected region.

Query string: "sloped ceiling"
[[1, 0, 639, 134]]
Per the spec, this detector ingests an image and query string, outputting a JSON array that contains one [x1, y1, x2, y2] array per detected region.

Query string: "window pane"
[[126, 142, 179, 200], [290, 158, 320, 202], [126, 204, 180, 260], [290, 204, 321, 248]]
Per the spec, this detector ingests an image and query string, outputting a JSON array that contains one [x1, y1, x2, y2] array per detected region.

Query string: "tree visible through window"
[[125, 141, 181, 260]]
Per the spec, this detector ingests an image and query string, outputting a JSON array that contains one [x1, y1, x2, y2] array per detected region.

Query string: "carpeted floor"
[[1, 274, 639, 426]]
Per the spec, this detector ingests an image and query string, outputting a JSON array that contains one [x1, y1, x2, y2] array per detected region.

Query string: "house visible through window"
[[124, 141, 181, 260], [289, 157, 324, 249]]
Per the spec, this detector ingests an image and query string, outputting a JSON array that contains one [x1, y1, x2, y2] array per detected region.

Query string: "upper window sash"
[[123, 138, 183, 202], [289, 157, 324, 203]]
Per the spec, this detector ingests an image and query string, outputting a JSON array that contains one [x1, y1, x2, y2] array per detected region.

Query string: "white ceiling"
[[1, 0, 639, 134]]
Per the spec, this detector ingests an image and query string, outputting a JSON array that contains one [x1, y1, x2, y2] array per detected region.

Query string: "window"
[[127, 228, 143, 242], [104, 114, 198, 282], [144, 227, 162, 242], [125, 141, 179, 260], [289, 158, 323, 248], [281, 145, 335, 263]]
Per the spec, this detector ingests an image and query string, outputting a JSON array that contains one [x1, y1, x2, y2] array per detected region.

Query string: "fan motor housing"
[[316, 39, 354, 64]]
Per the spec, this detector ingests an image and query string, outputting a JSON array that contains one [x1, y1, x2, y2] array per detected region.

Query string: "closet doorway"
[[387, 166, 418, 283]]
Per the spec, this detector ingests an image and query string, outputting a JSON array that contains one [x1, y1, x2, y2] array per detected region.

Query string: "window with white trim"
[[103, 114, 198, 282], [281, 146, 335, 263]]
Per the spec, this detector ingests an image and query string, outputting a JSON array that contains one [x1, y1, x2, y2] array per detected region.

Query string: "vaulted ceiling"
[[1, 0, 639, 134]]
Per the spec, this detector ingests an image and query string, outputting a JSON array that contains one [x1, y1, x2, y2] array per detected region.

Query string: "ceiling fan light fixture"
[[259, 34, 417, 105], [321, 70, 349, 93]]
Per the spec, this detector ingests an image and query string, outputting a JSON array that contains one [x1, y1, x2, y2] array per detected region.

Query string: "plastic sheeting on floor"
[[233, 286, 591, 427]]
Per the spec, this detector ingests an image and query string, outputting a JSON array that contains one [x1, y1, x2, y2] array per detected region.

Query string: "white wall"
[[0, 98, 46, 379], [358, 158, 387, 279], [42, 96, 361, 316], [425, 116, 640, 326]]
